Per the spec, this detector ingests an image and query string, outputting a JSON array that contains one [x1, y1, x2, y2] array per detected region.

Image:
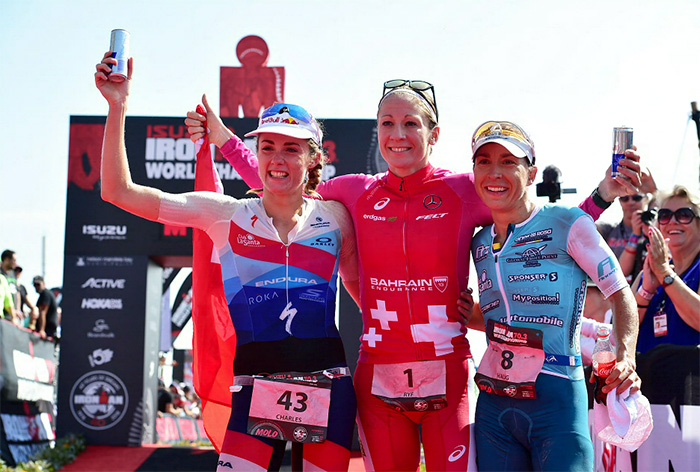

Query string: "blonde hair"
[[659, 185, 700, 215], [377, 88, 438, 130]]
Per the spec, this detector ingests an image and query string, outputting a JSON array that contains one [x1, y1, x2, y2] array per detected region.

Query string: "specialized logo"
[[82, 225, 127, 241], [237, 233, 264, 247], [597, 256, 618, 281], [81, 278, 126, 289], [423, 194, 442, 210], [69, 370, 129, 430], [506, 244, 557, 267], [474, 244, 489, 262], [81, 298, 123, 310], [88, 349, 114, 367], [512, 228, 553, 246], [478, 270, 493, 295], [448, 444, 467, 462], [250, 215, 259, 228], [280, 302, 298, 335], [374, 197, 391, 210], [87, 319, 115, 339]]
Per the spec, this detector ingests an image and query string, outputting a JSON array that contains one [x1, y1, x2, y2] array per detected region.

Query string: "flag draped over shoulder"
[[191, 107, 236, 452]]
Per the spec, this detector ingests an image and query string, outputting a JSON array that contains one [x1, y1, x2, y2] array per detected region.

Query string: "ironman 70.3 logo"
[[69, 370, 129, 430]]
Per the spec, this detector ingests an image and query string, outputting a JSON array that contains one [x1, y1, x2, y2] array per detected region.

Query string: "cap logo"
[[260, 115, 300, 126]]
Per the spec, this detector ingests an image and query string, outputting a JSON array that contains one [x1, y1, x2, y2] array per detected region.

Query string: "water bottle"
[[592, 326, 616, 405]]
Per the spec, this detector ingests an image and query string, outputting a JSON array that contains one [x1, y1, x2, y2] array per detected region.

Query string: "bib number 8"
[[277, 390, 308, 412], [501, 350, 514, 370]]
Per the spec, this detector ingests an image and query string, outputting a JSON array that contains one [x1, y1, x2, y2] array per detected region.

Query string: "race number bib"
[[475, 319, 544, 399], [371, 360, 447, 411], [248, 372, 332, 443]]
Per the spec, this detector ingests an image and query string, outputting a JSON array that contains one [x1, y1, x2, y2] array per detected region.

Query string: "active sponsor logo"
[[81, 298, 123, 310], [82, 225, 127, 241], [248, 291, 280, 306], [512, 228, 553, 246], [511, 292, 560, 305], [500, 314, 564, 327], [69, 370, 129, 430], [474, 244, 489, 262], [478, 269, 493, 295], [81, 278, 126, 289], [88, 319, 115, 339], [506, 245, 557, 267], [416, 212, 448, 220], [374, 197, 390, 211], [369, 277, 447, 292], [423, 194, 442, 210], [237, 233, 264, 247], [88, 348, 114, 367], [255, 277, 318, 287], [310, 237, 335, 247]]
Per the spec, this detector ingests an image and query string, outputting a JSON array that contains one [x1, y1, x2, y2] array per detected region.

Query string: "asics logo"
[[448, 444, 467, 462], [374, 197, 391, 210]]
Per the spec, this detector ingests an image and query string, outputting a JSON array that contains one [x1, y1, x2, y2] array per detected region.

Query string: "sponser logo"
[[82, 225, 127, 241], [81, 298, 123, 310], [81, 278, 126, 289]]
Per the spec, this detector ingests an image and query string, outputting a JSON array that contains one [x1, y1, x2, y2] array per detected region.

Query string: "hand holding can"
[[109, 29, 130, 82], [611, 127, 633, 178]]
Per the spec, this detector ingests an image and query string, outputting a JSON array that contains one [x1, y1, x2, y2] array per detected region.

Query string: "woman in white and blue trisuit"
[[466, 121, 642, 471]]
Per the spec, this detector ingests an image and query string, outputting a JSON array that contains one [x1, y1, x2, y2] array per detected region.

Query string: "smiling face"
[[256, 133, 319, 197], [377, 93, 439, 178], [658, 196, 700, 254], [473, 142, 537, 214]]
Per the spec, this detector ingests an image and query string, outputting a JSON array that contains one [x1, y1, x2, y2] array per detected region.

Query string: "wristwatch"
[[662, 273, 676, 288]]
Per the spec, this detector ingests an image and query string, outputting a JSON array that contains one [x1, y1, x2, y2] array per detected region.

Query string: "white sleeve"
[[567, 215, 627, 299], [157, 192, 238, 248]]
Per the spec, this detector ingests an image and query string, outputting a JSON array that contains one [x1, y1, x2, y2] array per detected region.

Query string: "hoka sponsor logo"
[[81, 298, 123, 310]]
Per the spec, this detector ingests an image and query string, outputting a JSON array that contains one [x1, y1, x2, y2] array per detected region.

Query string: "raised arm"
[[96, 52, 163, 220]]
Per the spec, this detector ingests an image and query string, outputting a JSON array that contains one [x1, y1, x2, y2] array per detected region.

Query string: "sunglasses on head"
[[382, 79, 439, 121], [261, 103, 315, 124], [657, 207, 698, 225], [619, 194, 645, 202]]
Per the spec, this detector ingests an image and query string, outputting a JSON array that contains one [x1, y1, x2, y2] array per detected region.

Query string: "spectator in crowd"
[[158, 379, 183, 417], [632, 185, 700, 353], [15, 266, 39, 329], [33, 275, 59, 340], [597, 169, 658, 284], [1, 249, 22, 324], [0, 270, 13, 321]]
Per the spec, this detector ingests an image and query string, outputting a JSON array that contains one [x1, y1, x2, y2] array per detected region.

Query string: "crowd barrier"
[[154, 414, 206, 443]]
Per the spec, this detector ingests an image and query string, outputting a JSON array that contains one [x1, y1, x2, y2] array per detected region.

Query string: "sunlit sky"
[[2, 0, 699, 288]]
